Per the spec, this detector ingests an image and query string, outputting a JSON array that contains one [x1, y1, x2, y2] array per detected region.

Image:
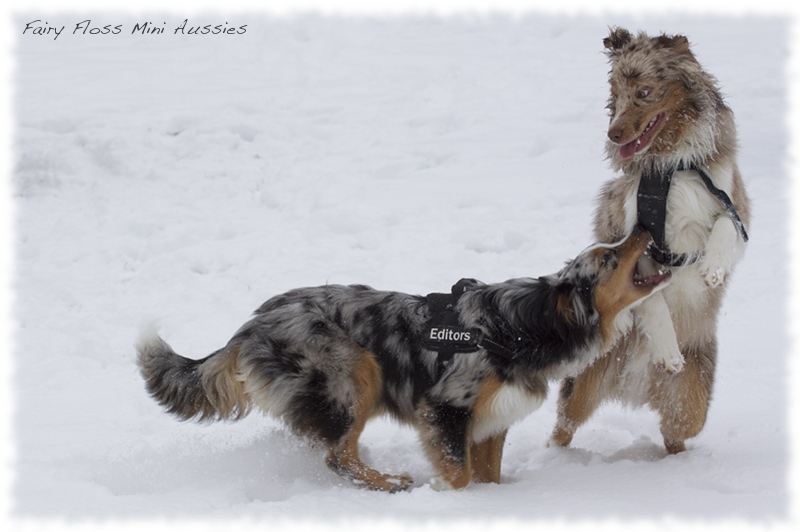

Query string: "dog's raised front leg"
[[699, 215, 743, 288], [636, 293, 684, 374]]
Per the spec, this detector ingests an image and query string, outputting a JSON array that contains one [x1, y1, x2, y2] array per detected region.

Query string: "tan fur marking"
[[200, 345, 250, 420], [551, 336, 631, 447], [556, 292, 576, 325], [326, 445, 413, 492], [469, 377, 511, 483], [473, 374, 503, 421], [648, 343, 715, 454], [416, 400, 472, 490], [351, 349, 383, 419], [418, 432, 472, 490], [438, 459, 472, 490], [470, 430, 507, 483], [592, 230, 653, 346], [650, 81, 697, 154], [325, 351, 412, 492], [594, 278, 634, 346], [551, 370, 604, 446], [553, 345, 625, 447]]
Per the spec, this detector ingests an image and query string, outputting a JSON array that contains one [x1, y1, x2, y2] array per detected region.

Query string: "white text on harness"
[[428, 327, 472, 342]]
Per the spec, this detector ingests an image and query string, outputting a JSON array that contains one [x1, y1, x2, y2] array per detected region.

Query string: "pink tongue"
[[640, 271, 672, 287], [620, 140, 637, 159]]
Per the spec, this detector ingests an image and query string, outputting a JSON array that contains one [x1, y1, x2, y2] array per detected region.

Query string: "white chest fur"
[[471, 384, 544, 443]]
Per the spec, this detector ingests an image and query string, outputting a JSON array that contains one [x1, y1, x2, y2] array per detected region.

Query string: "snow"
[[6, 7, 794, 530]]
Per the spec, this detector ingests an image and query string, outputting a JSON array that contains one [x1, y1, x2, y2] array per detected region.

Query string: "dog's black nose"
[[608, 128, 624, 142]]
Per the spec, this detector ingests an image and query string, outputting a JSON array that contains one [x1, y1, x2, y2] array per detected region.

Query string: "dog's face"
[[603, 27, 702, 160], [558, 227, 671, 345]]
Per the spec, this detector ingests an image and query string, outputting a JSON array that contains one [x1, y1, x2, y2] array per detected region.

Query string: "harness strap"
[[637, 163, 748, 266], [637, 163, 693, 266], [693, 165, 749, 243], [476, 335, 519, 362], [423, 279, 518, 377]]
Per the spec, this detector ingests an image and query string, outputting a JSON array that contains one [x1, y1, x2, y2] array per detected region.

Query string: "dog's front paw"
[[429, 476, 455, 491], [386, 473, 414, 493], [698, 216, 740, 288], [547, 427, 573, 448], [657, 352, 685, 374], [651, 345, 685, 374], [701, 264, 727, 288]]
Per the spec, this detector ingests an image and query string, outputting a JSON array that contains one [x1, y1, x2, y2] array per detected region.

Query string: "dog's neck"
[[455, 278, 597, 371]]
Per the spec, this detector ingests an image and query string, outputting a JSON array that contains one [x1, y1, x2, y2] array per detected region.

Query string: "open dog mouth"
[[633, 251, 671, 289], [619, 112, 666, 160]]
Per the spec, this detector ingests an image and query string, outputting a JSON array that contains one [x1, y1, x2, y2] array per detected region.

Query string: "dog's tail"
[[136, 326, 250, 422]]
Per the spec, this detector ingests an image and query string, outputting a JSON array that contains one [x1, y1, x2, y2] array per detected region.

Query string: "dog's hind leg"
[[325, 351, 413, 492], [470, 430, 507, 483], [550, 372, 604, 447], [649, 340, 717, 454], [325, 431, 413, 492]]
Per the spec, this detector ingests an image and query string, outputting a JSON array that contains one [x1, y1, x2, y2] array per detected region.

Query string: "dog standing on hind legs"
[[138, 228, 671, 492], [550, 27, 750, 455]]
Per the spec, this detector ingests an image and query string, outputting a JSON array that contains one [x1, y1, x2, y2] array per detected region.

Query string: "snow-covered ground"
[[7, 9, 792, 529]]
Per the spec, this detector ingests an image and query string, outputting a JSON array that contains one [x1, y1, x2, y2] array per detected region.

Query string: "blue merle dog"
[[138, 227, 669, 491]]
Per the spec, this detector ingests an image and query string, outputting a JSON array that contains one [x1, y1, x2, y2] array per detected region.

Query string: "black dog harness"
[[423, 279, 518, 375], [637, 162, 749, 266]]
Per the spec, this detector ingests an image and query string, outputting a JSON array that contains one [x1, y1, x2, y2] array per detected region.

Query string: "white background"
[[3, 2, 796, 530]]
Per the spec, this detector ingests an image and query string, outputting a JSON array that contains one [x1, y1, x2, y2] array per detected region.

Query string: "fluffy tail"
[[136, 327, 250, 421]]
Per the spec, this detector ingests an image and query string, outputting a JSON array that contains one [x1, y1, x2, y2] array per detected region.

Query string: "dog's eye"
[[636, 87, 651, 99], [601, 250, 616, 268]]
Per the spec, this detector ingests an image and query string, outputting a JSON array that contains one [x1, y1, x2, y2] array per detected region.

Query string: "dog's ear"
[[556, 288, 577, 326], [603, 27, 632, 51], [553, 281, 596, 346], [513, 278, 594, 355], [655, 34, 692, 57], [553, 281, 593, 334]]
